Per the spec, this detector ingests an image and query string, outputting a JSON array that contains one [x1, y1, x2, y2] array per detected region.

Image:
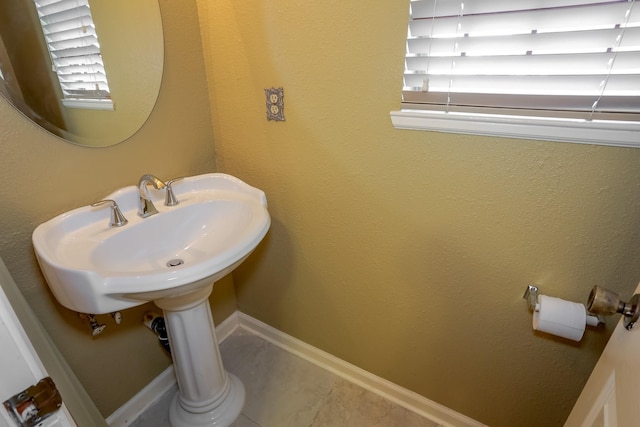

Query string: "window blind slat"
[[408, 27, 640, 57], [50, 45, 101, 60], [405, 51, 640, 76], [34, 0, 89, 7], [402, 91, 640, 113], [38, 6, 91, 26], [59, 77, 108, 86], [409, 0, 621, 19], [45, 26, 98, 44], [58, 73, 108, 84], [404, 74, 640, 96], [36, 0, 89, 17], [34, 0, 69, 6], [42, 17, 94, 35], [49, 35, 99, 52], [52, 54, 103, 67], [55, 64, 106, 75]]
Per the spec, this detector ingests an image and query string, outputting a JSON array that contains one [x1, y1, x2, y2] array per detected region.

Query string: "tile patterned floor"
[[130, 328, 441, 427]]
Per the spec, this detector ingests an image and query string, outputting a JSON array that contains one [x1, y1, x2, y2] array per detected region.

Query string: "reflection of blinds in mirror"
[[33, 0, 113, 110]]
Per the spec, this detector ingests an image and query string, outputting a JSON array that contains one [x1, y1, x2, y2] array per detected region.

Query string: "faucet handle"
[[165, 177, 184, 206], [91, 199, 128, 227]]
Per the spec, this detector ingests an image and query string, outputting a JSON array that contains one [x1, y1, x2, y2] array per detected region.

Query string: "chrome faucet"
[[138, 174, 166, 218]]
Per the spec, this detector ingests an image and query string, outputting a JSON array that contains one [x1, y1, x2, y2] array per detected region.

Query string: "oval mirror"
[[0, 0, 163, 147]]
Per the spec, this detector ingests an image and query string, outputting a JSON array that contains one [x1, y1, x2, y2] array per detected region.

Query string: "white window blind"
[[392, 0, 640, 147], [33, 0, 113, 110]]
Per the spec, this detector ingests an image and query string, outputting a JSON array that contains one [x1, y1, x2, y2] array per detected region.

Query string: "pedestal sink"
[[32, 173, 270, 427]]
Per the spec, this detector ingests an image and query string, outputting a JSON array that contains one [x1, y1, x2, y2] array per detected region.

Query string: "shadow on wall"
[[233, 217, 295, 328]]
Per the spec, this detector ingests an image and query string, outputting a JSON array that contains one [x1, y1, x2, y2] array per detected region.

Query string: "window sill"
[[390, 109, 640, 149], [62, 99, 114, 111]]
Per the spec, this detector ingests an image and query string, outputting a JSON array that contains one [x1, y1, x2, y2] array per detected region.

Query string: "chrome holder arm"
[[523, 284, 539, 311]]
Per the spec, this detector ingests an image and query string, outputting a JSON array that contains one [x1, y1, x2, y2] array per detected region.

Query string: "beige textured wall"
[[197, 1, 640, 426], [0, 0, 236, 417]]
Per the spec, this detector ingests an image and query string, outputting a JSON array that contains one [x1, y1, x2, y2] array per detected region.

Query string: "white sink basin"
[[33, 173, 270, 314]]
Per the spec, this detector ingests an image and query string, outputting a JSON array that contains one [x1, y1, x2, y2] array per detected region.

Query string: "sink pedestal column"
[[154, 284, 244, 427]]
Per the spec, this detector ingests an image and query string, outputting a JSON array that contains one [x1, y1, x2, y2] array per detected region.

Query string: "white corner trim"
[[213, 310, 242, 342], [390, 109, 640, 149], [236, 312, 487, 427], [107, 311, 485, 427]]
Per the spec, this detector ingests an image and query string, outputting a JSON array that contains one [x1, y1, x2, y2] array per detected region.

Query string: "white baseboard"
[[105, 365, 175, 426], [107, 311, 485, 427], [236, 312, 486, 427]]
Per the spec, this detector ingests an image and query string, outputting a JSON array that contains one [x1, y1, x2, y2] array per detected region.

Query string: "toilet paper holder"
[[524, 284, 640, 331]]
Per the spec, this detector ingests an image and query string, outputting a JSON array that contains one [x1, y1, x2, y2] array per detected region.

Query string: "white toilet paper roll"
[[532, 295, 587, 341]]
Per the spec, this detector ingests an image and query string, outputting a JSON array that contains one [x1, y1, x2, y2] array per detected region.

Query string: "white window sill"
[[390, 109, 640, 149], [62, 99, 114, 111]]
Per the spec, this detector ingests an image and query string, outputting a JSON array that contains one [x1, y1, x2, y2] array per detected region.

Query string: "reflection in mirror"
[[0, 0, 164, 147]]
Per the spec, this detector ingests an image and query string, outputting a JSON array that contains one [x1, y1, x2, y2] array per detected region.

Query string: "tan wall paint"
[[0, 0, 236, 417], [197, 1, 640, 426]]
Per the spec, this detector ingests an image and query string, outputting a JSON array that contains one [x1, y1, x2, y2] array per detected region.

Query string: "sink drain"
[[166, 258, 184, 267]]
